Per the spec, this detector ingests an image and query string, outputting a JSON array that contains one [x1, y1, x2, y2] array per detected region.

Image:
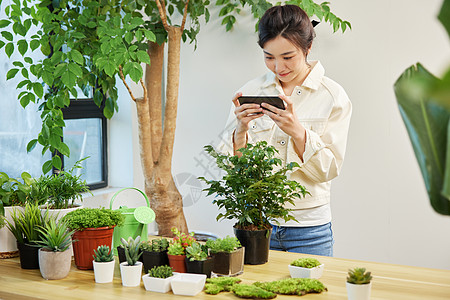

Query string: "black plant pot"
[[142, 250, 169, 273], [117, 246, 143, 264], [185, 257, 214, 278], [17, 242, 40, 269], [234, 227, 272, 265]]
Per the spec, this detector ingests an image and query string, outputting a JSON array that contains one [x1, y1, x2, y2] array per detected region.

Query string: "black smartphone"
[[238, 96, 285, 113]]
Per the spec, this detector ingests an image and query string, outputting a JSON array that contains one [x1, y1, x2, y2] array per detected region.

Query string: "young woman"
[[218, 5, 352, 256]]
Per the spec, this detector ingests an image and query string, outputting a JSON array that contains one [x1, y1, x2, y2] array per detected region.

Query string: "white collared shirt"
[[218, 61, 352, 227]]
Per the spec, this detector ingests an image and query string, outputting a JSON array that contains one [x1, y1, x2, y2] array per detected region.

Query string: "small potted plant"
[[92, 245, 115, 283], [346, 267, 373, 300], [167, 227, 196, 273], [142, 265, 176, 293], [36, 218, 74, 280], [288, 257, 324, 279], [199, 141, 308, 265], [119, 236, 143, 287], [141, 238, 170, 273], [206, 236, 244, 276], [4, 202, 50, 269], [185, 241, 214, 278], [62, 207, 124, 270]]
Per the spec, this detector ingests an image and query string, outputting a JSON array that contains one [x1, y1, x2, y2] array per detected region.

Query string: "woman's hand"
[[232, 92, 263, 151], [261, 94, 306, 158]]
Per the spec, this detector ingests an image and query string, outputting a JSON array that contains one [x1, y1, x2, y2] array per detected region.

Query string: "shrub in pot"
[[289, 257, 324, 279], [62, 207, 124, 270], [142, 265, 175, 293], [167, 227, 195, 273], [206, 236, 244, 277], [119, 236, 143, 287], [199, 141, 308, 265], [141, 238, 169, 273], [185, 242, 214, 278], [93, 245, 115, 283], [36, 218, 74, 280], [4, 202, 50, 269], [346, 267, 372, 300]]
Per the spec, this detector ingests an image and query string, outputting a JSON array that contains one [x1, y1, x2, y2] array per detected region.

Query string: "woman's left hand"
[[261, 94, 305, 141]]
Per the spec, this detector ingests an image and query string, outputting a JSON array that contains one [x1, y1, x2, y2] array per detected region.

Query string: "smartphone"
[[238, 96, 285, 113]]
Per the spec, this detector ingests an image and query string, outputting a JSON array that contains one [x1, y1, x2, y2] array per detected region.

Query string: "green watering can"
[[109, 187, 156, 255]]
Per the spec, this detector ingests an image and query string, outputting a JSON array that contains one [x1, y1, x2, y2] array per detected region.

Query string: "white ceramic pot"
[[38, 248, 72, 280], [142, 274, 175, 293], [93, 259, 115, 283], [288, 264, 324, 279], [0, 206, 23, 255], [119, 261, 143, 287], [346, 282, 372, 300], [171, 273, 207, 296]]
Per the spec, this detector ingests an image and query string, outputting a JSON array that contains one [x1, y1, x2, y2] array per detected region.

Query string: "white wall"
[[128, 0, 450, 270]]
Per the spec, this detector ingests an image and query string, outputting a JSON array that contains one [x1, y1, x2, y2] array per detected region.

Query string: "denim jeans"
[[270, 223, 334, 256]]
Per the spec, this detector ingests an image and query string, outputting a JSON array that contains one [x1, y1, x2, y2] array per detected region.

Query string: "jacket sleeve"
[[286, 88, 352, 183]]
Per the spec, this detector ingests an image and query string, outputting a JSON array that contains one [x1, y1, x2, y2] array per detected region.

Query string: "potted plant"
[[36, 218, 74, 280], [62, 207, 124, 270], [92, 245, 115, 283], [346, 267, 373, 300], [119, 236, 143, 287], [185, 242, 214, 278], [206, 236, 244, 276], [142, 265, 175, 293], [288, 258, 324, 279], [199, 141, 308, 265], [4, 202, 50, 269], [167, 227, 196, 273], [0, 172, 32, 257], [141, 238, 170, 273]]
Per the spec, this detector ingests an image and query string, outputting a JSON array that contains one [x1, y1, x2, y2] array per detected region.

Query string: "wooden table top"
[[0, 250, 449, 300]]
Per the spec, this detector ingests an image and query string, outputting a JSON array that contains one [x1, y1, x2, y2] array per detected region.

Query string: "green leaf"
[[20, 94, 30, 108], [5, 43, 13, 57], [394, 63, 450, 215], [70, 49, 84, 64], [58, 142, 70, 157], [438, 0, 450, 38], [49, 133, 61, 148], [33, 83, 44, 98], [0, 41, 4, 49], [6, 68, 19, 80], [136, 50, 150, 64], [27, 139, 38, 153], [13, 22, 27, 36], [17, 40, 28, 55], [1, 31, 13, 41], [52, 155, 62, 171], [143, 30, 156, 42], [30, 39, 40, 51], [0, 20, 11, 28], [42, 160, 53, 174]]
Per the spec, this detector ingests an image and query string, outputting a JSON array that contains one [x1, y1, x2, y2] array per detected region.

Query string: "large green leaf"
[[438, 0, 450, 38], [394, 63, 450, 215]]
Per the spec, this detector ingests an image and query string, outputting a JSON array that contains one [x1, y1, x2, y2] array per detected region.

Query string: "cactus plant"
[[93, 245, 114, 262], [120, 236, 142, 266], [347, 267, 372, 284], [148, 265, 174, 279]]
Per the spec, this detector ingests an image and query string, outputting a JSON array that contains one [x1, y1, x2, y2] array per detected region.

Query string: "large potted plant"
[[200, 141, 308, 265], [36, 218, 74, 280], [3, 202, 50, 269], [119, 236, 143, 287], [62, 207, 124, 270], [205, 236, 244, 277], [0, 172, 32, 257]]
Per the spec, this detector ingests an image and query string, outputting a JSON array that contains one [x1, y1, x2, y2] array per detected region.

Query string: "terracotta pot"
[[38, 248, 72, 280], [167, 254, 186, 273], [72, 226, 115, 270]]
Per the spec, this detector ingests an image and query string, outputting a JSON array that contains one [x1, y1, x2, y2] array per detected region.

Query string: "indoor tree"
[[0, 0, 350, 235]]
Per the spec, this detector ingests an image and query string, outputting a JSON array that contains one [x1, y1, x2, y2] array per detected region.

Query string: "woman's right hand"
[[232, 92, 263, 150]]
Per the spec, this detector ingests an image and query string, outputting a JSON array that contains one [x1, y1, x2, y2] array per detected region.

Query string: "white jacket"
[[218, 61, 352, 224]]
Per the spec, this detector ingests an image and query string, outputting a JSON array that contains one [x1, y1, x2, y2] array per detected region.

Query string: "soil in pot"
[[143, 250, 169, 273], [185, 257, 214, 278], [234, 227, 271, 265], [17, 242, 40, 269], [168, 254, 187, 273]]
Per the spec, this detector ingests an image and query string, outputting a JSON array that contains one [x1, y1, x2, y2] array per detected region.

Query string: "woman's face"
[[262, 36, 309, 87]]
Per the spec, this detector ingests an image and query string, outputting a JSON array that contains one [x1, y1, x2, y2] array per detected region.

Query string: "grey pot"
[[38, 248, 72, 280]]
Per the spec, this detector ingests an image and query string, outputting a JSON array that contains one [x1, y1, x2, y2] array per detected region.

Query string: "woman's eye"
[[284, 56, 293, 60], [265, 56, 274, 60]]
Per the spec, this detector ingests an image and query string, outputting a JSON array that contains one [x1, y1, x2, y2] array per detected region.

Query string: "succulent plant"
[[93, 245, 114, 262], [185, 242, 208, 261], [140, 238, 169, 252], [290, 258, 321, 268], [120, 236, 142, 266], [347, 267, 372, 284], [148, 265, 174, 279], [205, 236, 241, 253]]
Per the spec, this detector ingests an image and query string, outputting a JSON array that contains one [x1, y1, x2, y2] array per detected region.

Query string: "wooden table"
[[0, 250, 449, 300]]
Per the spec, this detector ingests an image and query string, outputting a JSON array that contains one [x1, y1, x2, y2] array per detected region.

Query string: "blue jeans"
[[270, 223, 334, 256]]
